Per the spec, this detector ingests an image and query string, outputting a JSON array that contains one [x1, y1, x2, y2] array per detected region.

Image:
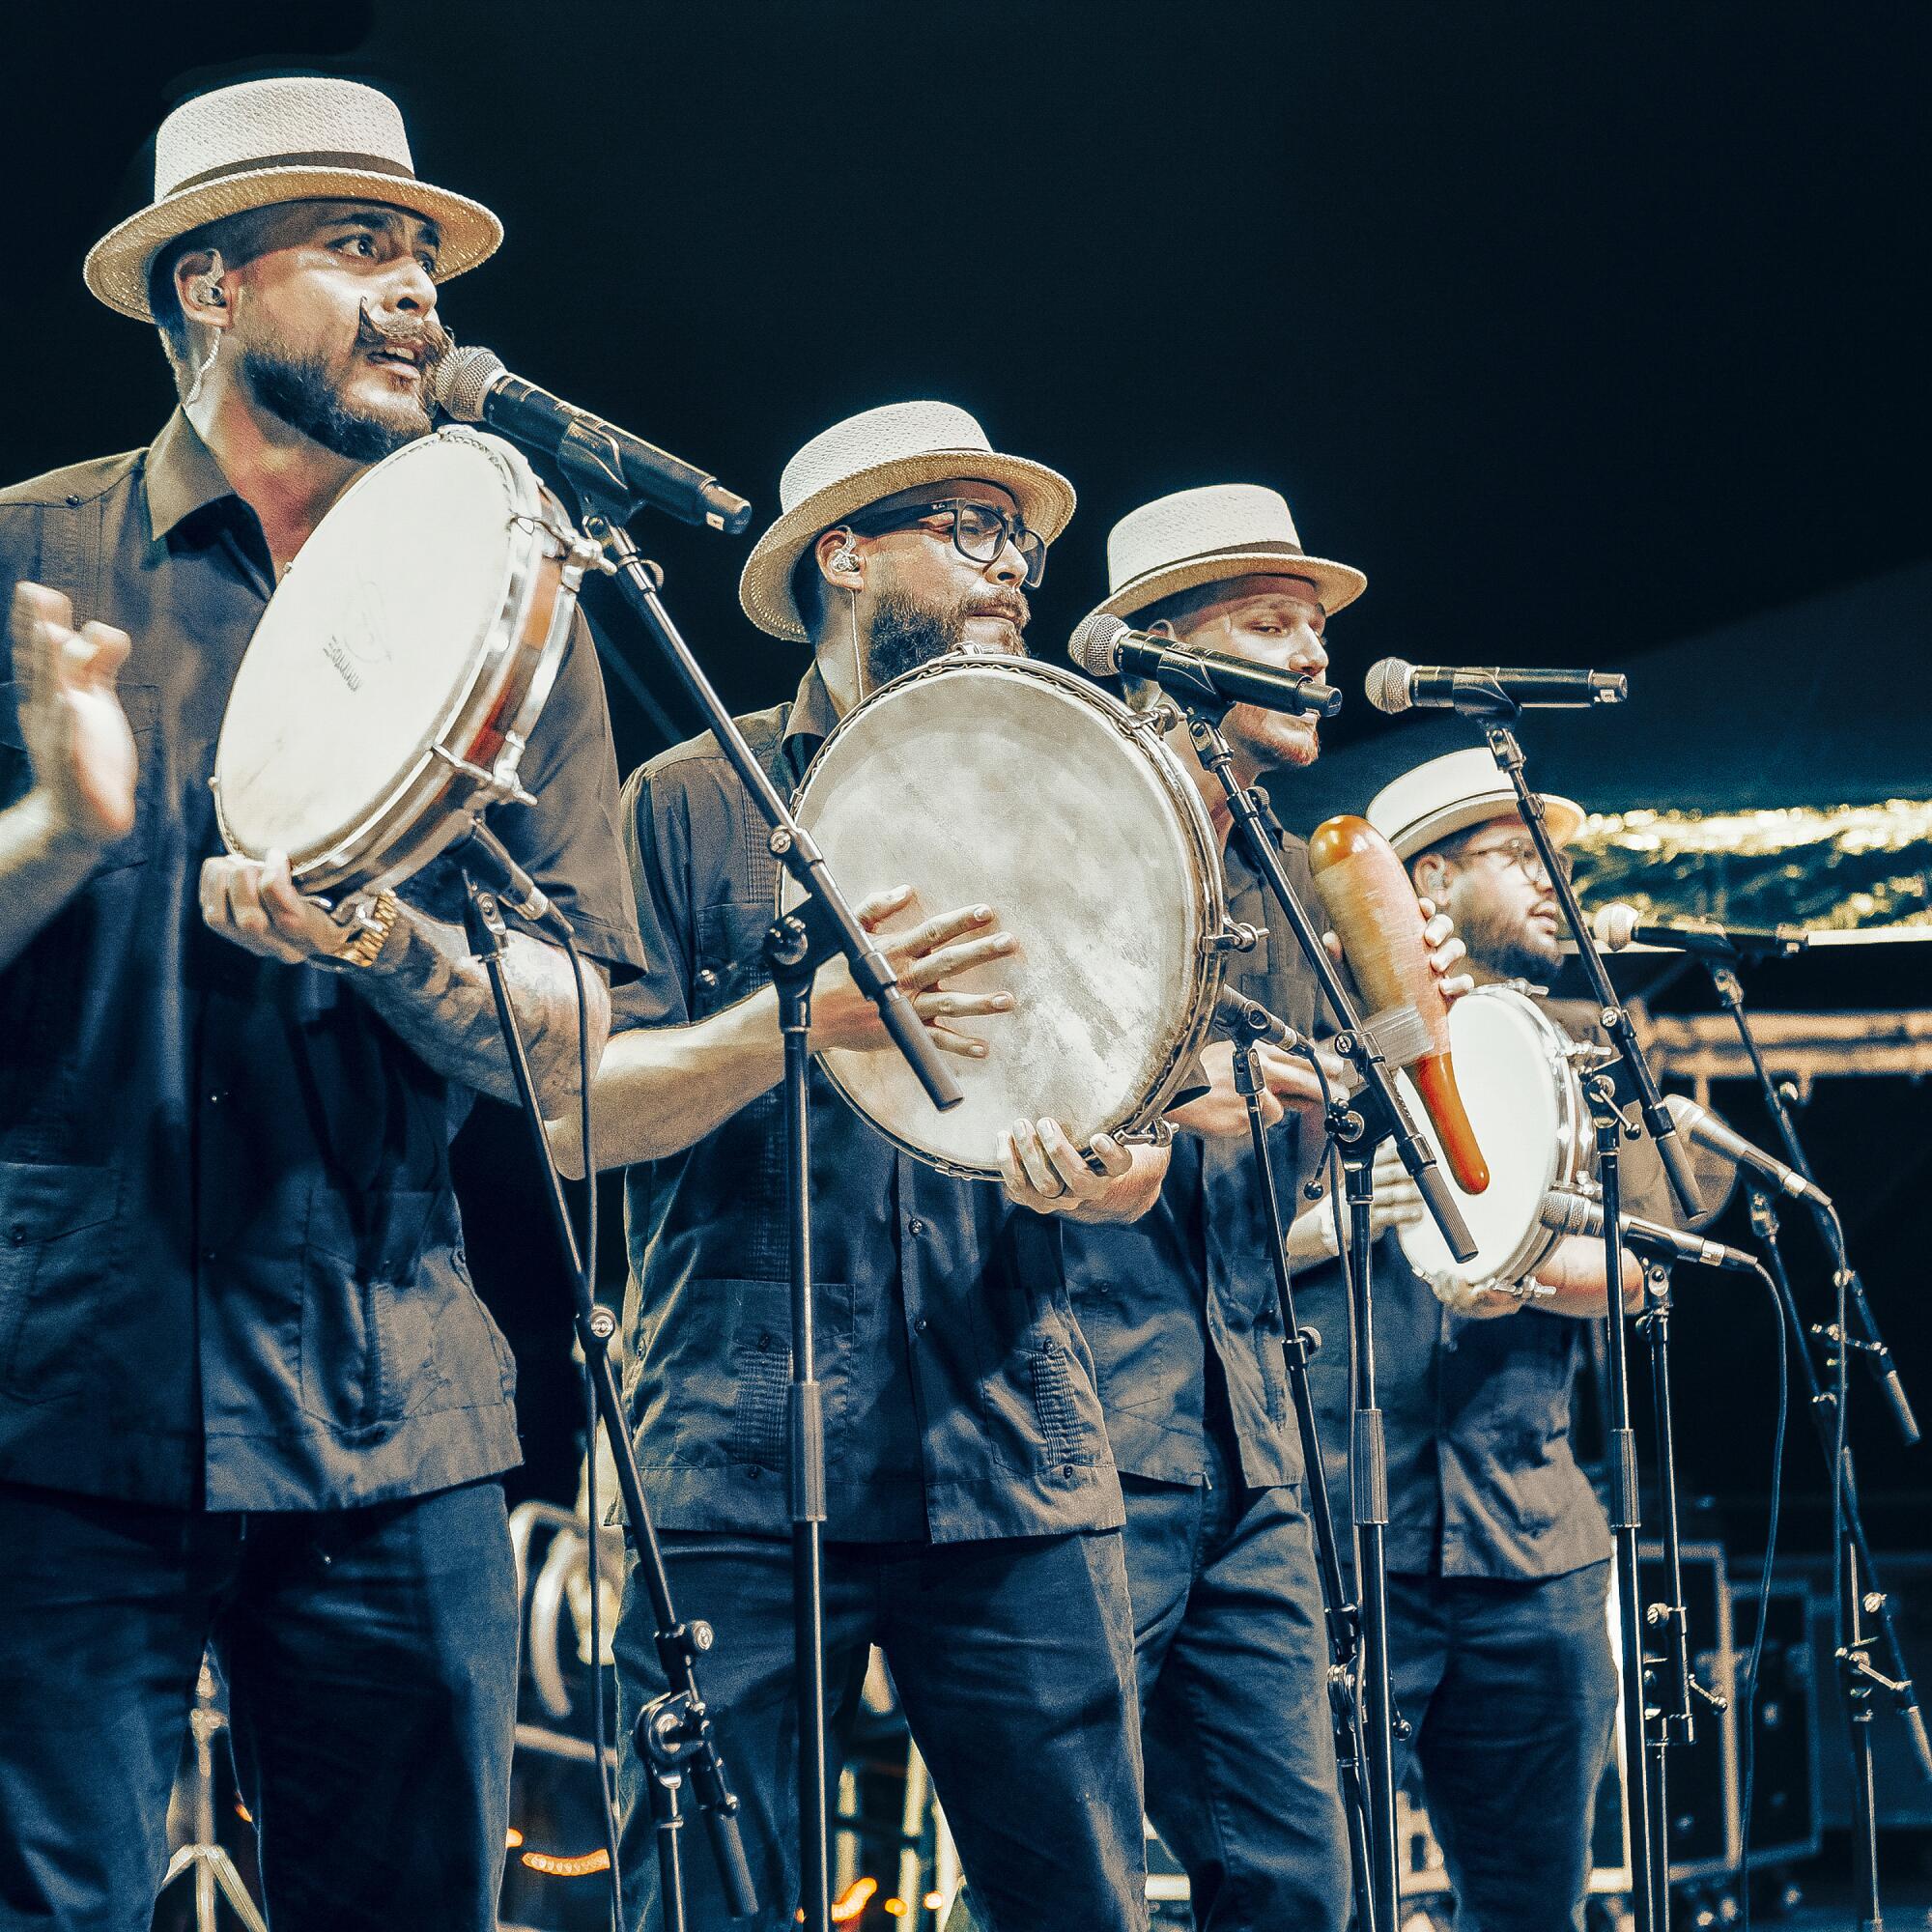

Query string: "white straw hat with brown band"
[[738, 400, 1076, 643], [85, 76, 502, 322], [1081, 482, 1367, 631], [1367, 746, 1586, 861]]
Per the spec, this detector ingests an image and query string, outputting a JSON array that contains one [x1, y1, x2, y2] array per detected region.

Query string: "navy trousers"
[[1387, 1562, 1618, 1932], [1122, 1448, 1352, 1932], [613, 1529, 1149, 1932], [0, 1478, 519, 1932]]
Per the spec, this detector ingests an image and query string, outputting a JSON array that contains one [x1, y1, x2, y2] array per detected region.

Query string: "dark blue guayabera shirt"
[[613, 663, 1123, 1544], [0, 412, 643, 1510], [1296, 997, 1676, 1581], [1062, 829, 1326, 1492]]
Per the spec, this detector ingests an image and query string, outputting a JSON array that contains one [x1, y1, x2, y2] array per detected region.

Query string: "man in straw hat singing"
[[0, 76, 641, 1928], [551, 400, 1170, 1927], [1059, 483, 1470, 1929], [1292, 746, 1679, 1931]]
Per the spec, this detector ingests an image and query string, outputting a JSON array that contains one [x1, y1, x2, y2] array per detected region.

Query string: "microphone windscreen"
[[1591, 902, 1640, 951], [431, 344, 506, 423], [1364, 658, 1414, 715], [1067, 611, 1128, 676]]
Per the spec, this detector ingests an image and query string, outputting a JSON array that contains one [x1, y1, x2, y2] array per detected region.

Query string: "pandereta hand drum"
[[1395, 984, 1595, 1294], [213, 427, 590, 898], [785, 655, 1228, 1179]]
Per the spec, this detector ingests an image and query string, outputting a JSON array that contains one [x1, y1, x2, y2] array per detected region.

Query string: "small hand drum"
[[213, 427, 592, 900]]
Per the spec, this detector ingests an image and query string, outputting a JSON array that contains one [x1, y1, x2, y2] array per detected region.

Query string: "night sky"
[[8, 3, 1927, 1533]]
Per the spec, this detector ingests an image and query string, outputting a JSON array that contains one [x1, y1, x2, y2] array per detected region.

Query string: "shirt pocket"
[[0, 1161, 122, 1405], [0, 680, 161, 874], [300, 1185, 449, 1428]]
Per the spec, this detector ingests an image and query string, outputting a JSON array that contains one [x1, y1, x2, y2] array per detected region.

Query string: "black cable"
[[1737, 1257, 1792, 1932]]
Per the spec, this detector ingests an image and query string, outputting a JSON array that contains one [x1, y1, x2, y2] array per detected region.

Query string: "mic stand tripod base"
[[157, 1660, 267, 1932]]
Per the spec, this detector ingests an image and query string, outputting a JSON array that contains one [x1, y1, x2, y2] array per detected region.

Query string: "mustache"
[[355, 306, 453, 363], [965, 591, 1030, 630]]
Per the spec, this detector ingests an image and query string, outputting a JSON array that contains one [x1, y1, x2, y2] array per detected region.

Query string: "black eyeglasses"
[[845, 497, 1047, 587]]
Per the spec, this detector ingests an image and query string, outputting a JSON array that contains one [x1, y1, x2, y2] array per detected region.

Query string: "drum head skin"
[[1399, 987, 1575, 1290], [213, 431, 524, 871], [790, 658, 1217, 1177]]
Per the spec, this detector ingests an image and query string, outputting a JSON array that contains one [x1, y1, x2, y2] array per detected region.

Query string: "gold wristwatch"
[[332, 889, 404, 970]]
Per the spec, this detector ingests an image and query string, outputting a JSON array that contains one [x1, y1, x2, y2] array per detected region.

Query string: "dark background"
[[7, 2, 1928, 1548]]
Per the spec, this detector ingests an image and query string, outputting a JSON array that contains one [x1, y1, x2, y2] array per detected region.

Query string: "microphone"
[[1541, 1190, 1758, 1274], [432, 346, 753, 535], [1214, 986, 1308, 1051], [1365, 659, 1628, 717], [1592, 901, 1809, 960], [457, 820, 574, 939], [1664, 1094, 1835, 1212], [1069, 613, 1342, 719]]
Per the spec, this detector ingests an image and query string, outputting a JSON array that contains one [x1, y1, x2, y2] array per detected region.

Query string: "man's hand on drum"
[[200, 848, 352, 964], [1166, 1037, 1351, 1141], [808, 884, 1018, 1058], [10, 582, 137, 851], [996, 1118, 1169, 1225]]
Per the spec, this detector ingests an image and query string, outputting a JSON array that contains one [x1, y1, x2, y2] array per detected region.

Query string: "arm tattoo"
[[352, 909, 611, 1115]]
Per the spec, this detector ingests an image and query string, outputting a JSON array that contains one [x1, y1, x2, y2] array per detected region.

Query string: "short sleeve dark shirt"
[[613, 662, 1123, 1544], [1062, 829, 1325, 1492], [1296, 994, 1676, 1580], [0, 413, 643, 1511]]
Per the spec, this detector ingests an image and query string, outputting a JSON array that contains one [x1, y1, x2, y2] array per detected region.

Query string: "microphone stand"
[[1229, 1012, 1377, 1932], [458, 880, 755, 1927], [1703, 959, 1930, 1929], [1478, 716, 1686, 1932], [557, 443, 963, 1932], [1184, 706, 1477, 1932]]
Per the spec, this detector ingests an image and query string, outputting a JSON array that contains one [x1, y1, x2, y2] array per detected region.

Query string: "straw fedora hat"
[[738, 401, 1076, 643], [1367, 746, 1585, 861], [85, 76, 503, 322], [1085, 482, 1367, 628]]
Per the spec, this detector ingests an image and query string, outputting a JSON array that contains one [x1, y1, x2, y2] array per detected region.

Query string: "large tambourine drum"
[[212, 427, 585, 900], [1396, 984, 1595, 1295], [785, 655, 1228, 1179]]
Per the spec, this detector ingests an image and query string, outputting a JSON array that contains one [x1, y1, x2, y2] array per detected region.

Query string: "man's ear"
[[813, 525, 863, 592], [1144, 617, 1179, 640], [1411, 850, 1452, 902], [174, 246, 229, 328]]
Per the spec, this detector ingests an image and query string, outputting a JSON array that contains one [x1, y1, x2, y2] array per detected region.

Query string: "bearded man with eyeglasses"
[[550, 402, 1174, 1930]]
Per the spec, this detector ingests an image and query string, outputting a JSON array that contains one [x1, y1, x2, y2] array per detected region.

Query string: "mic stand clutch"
[[1227, 1018, 1378, 1932], [1184, 705, 1476, 1932], [557, 444, 960, 1932]]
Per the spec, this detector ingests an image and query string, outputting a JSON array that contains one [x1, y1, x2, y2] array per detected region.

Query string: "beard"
[[1452, 886, 1563, 983], [865, 582, 1030, 687], [236, 310, 449, 463], [1222, 700, 1320, 774]]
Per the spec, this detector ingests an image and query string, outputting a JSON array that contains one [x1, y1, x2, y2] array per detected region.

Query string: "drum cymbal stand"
[[1226, 1000, 1377, 1932], [1476, 710, 1703, 1932], [1704, 955, 1929, 1930], [1183, 705, 1478, 1932], [558, 441, 963, 1932]]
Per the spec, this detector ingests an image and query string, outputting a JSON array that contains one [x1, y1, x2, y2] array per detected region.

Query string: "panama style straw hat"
[[85, 76, 503, 321], [738, 401, 1076, 643], [1083, 482, 1367, 629], [1367, 746, 1586, 861]]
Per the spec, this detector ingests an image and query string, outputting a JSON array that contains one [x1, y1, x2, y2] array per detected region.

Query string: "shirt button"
[[907, 1217, 926, 1237], [7, 1225, 24, 1246], [914, 1317, 929, 1336], [201, 1247, 217, 1264], [695, 967, 720, 993]]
